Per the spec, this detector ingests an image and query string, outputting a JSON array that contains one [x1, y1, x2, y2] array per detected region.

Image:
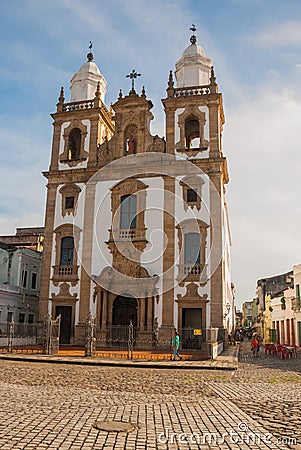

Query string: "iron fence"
[[0, 321, 45, 353], [95, 325, 204, 352]]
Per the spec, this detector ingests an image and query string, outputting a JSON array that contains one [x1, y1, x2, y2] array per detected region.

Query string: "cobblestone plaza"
[[0, 342, 300, 449]]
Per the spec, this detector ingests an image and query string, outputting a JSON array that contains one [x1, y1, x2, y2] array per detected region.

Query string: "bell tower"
[[162, 26, 229, 334], [39, 46, 114, 340]]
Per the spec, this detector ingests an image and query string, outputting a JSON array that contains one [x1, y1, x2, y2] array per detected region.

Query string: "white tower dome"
[[70, 47, 107, 102], [175, 28, 212, 88]]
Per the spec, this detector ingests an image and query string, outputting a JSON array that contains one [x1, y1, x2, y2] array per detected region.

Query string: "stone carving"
[[147, 135, 165, 152], [51, 282, 77, 302]]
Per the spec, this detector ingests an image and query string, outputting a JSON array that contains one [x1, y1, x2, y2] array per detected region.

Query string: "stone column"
[[39, 184, 57, 320], [147, 296, 153, 331], [139, 298, 145, 330]]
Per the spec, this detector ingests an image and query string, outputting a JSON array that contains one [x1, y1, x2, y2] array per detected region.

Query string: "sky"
[[1, 0, 301, 308]]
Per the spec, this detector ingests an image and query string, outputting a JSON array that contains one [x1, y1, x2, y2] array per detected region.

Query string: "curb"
[[0, 353, 238, 371]]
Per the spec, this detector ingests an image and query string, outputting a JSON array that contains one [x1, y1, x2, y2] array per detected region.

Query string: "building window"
[[7, 312, 13, 323], [18, 313, 25, 323], [28, 314, 34, 324], [60, 237, 74, 266], [120, 195, 137, 229], [187, 189, 197, 203], [65, 196, 75, 210], [31, 273, 37, 290], [21, 269, 28, 288], [60, 184, 81, 217], [180, 175, 204, 211], [184, 233, 200, 265], [176, 219, 208, 284]]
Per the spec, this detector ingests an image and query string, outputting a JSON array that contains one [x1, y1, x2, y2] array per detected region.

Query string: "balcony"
[[178, 264, 207, 283], [109, 228, 146, 242], [52, 265, 79, 282]]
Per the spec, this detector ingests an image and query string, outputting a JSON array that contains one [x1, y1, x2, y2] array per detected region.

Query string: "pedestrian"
[[172, 331, 182, 361], [251, 336, 259, 357]]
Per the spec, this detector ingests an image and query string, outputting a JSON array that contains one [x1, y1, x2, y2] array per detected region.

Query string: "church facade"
[[39, 31, 233, 354]]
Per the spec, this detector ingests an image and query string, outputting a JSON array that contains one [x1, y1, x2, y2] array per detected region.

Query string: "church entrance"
[[55, 305, 72, 344], [111, 296, 138, 348], [181, 308, 203, 349], [112, 295, 138, 326]]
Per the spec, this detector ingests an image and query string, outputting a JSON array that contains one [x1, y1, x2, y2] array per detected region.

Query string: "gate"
[[85, 312, 96, 357], [44, 314, 61, 355]]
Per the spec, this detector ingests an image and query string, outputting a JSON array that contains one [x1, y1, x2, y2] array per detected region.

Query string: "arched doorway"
[[112, 295, 138, 327]]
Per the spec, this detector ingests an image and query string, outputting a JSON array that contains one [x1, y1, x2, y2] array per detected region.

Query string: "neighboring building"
[[267, 265, 301, 345], [0, 227, 44, 252], [241, 299, 258, 327], [256, 271, 293, 340], [39, 31, 233, 355], [235, 308, 243, 328], [0, 244, 42, 324]]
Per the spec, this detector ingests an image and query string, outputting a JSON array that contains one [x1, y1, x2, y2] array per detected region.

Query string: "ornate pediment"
[[176, 282, 208, 304], [51, 282, 78, 302], [92, 265, 159, 298]]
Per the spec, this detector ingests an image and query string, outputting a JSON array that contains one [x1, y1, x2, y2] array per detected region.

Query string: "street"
[[0, 342, 300, 449]]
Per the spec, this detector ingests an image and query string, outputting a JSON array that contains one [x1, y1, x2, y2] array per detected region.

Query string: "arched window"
[[60, 237, 74, 266], [68, 128, 81, 160], [184, 233, 200, 265], [120, 195, 137, 229], [185, 117, 200, 149]]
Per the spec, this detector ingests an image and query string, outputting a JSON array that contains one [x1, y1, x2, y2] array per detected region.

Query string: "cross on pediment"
[[126, 69, 141, 92]]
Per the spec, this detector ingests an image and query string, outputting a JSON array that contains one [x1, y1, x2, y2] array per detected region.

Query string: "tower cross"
[[190, 24, 196, 34], [126, 69, 141, 92], [190, 24, 197, 44]]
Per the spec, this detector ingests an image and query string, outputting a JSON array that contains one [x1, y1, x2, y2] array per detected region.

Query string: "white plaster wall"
[[140, 177, 164, 324], [92, 180, 116, 277]]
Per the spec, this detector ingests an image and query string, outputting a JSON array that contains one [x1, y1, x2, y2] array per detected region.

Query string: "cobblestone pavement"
[[0, 342, 300, 449]]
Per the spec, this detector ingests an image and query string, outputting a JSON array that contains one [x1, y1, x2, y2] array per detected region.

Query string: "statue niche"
[[125, 125, 138, 155]]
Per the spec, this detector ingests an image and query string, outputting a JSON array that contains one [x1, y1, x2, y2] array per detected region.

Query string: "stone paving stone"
[[0, 343, 300, 449]]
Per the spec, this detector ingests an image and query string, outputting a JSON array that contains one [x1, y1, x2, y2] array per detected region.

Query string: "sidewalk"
[[0, 344, 239, 370]]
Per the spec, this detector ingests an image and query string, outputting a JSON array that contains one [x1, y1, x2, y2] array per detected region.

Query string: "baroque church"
[[39, 29, 233, 356]]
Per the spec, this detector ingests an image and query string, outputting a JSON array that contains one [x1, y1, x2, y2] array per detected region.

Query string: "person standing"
[[172, 331, 182, 361]]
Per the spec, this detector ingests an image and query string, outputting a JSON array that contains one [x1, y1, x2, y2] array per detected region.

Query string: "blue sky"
[[1, 0, 301, 307]]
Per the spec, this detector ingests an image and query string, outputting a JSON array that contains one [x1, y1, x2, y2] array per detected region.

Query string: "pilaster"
[[78, 182, 96, 323], [39, 184, 57, 320], [209, 171, 223, 328], [161, 176, 175, 328]]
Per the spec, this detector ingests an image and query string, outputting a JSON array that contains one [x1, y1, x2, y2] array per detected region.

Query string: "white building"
[[39, 31, 233, 355], [0, 245, 41, 324]]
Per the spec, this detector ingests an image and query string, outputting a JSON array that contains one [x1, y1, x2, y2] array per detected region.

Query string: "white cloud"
[[225, 84, 301, 304], [247, 21, 301, 48], [0, 115, 49, 235]]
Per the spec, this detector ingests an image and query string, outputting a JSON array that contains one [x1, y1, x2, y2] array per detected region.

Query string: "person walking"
[[251, 335, 259, 357], [172, 331, 182, 361]]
